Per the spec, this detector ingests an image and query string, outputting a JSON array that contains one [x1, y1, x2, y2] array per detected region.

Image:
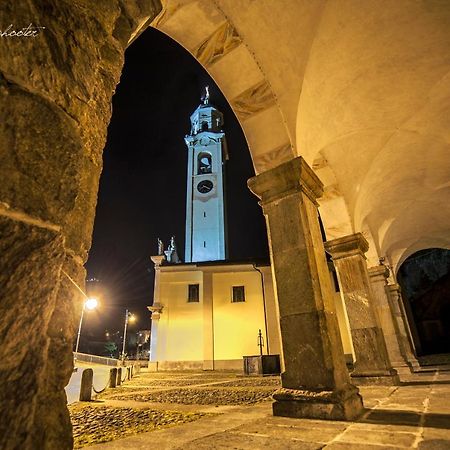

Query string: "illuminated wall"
[[212, 271, 268, 360], [157, 269, 204, 362], [152, 262, 282, 369]]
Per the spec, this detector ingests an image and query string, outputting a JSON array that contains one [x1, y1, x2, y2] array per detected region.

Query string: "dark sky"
[[83, 27, 269, 338]]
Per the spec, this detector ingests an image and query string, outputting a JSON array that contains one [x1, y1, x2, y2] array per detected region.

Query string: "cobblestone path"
[[73, 369, 450, 449], [69, 370, 281, 448]]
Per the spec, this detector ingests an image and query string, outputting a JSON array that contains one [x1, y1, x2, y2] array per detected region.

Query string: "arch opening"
[[197, 152, 212, 175], [397, 248, 450, 357], [84, 26, 269, 348]]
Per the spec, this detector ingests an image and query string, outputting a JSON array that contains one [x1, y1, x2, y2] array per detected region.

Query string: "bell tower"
[[185, 87, 228, 262]]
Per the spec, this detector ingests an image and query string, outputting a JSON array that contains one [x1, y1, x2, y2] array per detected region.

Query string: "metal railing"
[[74, 352, 120, 367]]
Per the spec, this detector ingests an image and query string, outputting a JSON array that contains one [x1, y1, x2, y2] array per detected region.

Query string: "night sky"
[[84, 27, 269, 339]]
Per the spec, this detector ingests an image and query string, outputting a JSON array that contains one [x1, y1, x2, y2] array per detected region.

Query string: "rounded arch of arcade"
[[145, 0, 295, 174]]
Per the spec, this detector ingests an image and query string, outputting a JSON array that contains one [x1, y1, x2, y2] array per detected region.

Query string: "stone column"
[[368, 265, 412, 376], [387, 284, 420, 371], [325, 234, 399, 385], [248, 157, 363, 421], [0, 3, 161, 448]]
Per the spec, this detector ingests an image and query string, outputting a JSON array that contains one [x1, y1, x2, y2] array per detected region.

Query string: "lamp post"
[[75, 297, 98, 357], [121, 309, 136, 364]]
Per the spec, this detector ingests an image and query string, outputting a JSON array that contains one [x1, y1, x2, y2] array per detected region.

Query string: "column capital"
[[151, 255, 165, 267], [248, 156, 323, 206], [368, 264, 390, 281], [325, 233, 369, 260]]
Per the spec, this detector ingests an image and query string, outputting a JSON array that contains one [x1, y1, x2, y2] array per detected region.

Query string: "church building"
[[147, 90, 284, 370], [147, 91, 354, 371]]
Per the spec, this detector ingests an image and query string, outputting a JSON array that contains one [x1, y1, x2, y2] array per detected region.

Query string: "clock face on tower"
[[197, 180, 214, 194]]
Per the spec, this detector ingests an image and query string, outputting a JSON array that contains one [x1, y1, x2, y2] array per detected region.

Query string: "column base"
[[351, 368, 400, 385], [272, 384, 364, 421], [408, 358, 421, 372]]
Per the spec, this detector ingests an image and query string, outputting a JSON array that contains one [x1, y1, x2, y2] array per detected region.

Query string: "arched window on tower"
[[197, 153, 212, 174], [201, 121, 208, 131]]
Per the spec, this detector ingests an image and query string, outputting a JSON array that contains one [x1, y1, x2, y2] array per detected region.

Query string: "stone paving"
[[72, 369, 450, 449], [109, 387, 276, 405], [70, 404, 205, 448]]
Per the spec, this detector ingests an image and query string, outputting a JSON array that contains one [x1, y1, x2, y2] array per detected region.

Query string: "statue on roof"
[[164, 236, 181, 263], [157, 238, 164, 256]]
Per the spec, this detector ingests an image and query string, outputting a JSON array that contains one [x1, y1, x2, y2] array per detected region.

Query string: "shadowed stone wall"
[[0, 1, 160, 448]]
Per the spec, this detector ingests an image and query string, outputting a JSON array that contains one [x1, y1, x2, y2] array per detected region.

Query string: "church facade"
[[148, 259, 282, 370]]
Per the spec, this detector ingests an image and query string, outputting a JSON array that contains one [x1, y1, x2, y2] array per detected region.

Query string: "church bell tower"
[[185, 87, 228, 262]]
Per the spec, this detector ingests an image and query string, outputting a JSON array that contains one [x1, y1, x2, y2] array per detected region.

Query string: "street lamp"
[[121, 309, 136, 364], [74, 297, 98, 357]]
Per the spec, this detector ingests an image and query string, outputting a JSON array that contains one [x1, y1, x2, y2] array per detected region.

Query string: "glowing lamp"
[[85, 297, 98, 310]]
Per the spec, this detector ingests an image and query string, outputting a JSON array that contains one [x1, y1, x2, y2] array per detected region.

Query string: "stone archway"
[[0, 2, 333, 447], [147, 1, 295, 174], [147, 1, 363, 264]]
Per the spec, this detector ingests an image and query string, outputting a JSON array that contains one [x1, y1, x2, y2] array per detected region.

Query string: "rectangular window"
[[188, 284, 200, 302], [232, 286, 245, 303]]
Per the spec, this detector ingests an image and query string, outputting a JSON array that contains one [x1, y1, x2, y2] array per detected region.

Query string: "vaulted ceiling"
[[133, 0, 450, 271]]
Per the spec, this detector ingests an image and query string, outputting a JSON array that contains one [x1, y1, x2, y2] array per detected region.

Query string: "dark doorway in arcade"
[[397, 248, 450, 356]]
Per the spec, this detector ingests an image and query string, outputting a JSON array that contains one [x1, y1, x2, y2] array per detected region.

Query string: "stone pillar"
[[79, 369, 93, 402], [325, 234, 399, 385], [387, 284, 420, 371], [248, 157, 363, 421], [109, 368, 118, 388], [148, 310, 160, 364], [0, 3, 161, 447], [368, 265, 412, 376]]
